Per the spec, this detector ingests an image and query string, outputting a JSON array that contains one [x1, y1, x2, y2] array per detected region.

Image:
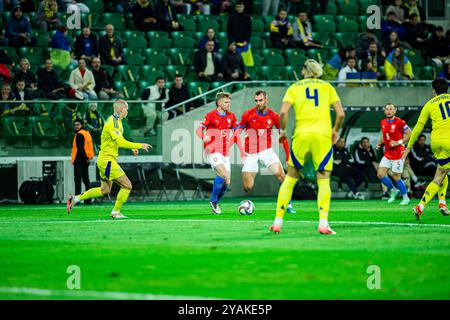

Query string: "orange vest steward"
[[71, 129, 94, 164]]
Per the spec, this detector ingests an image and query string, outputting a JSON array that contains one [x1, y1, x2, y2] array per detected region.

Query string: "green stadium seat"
[[101, 13, 126, 30], [123, 31, 147, 49], [181, 19, 196, 32], [165, 65, 188, 80], [283, 65, 302, 81], [334, 32, 357, 48], [115, 65, 139, 82], [246, 67, 261, 80], [114, 81, 139, 99], [312, 32, 330, 46], [139, 65, 165, 83], [306, 48, 328, 64], [250, 37, 264, 49], [123, 48, 145, 65], [1, 116, 32, 144], [313, 20, 336, 33], [338, 3, 359, 16], [188, 82, 210, 97], [149, 36, 171, 48], [167, 48, 193, 65], [216, 32, 228, 49], [407, 50, 426, 66], [252, 19, 266, 33], [335, 15, 356, 24], [263, 53, 285, 66], [197, 19, 220, 33], [259, 65, 284, 80], [325, 3, 338, 15], [337, 20, 360, 32], [172, 36, 195, 49], [262, 15, 275, 26], [252, 54, 263, 67], [284, 49, 308, 66], [144, 49, 169, 66], [29, 116, 59, 141], [84, 0, 104, 12], [147, 31, 170, 40], [419, 66, 434, 80], [312, 15, 335, 24], [217, 15, 228, 32]]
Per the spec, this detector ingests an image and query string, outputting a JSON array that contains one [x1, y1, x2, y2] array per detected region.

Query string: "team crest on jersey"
[[266, 119, 272, 127], [227, 118, 232, 126], [391, 125, 395, 131]]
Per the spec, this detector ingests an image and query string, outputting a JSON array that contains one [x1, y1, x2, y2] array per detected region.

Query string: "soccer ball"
[[239, 200, 255, 215]]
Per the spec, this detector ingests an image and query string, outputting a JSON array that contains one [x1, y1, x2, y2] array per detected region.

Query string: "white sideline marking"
[[0, 218, 449, 228], [0, 286, 222, 300]]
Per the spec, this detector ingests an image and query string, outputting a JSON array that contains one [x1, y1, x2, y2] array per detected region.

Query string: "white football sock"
[[419, 203, 424, 211], [274, 217, 283, 226], [319, 218, 328, 227], [439, 200, 446, 205], [73, 195, 80, 204]]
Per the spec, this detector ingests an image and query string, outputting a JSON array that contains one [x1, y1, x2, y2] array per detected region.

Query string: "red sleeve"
[[233, 114, 239, 129], [282, 137, 290, 161], [201, 113, 211, 128], [238, 112, 247, 129], [195, 125, 204, 139]]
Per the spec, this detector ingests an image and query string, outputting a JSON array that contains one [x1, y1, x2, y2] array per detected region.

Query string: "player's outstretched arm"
[[279, 102, 292, 142], [376, 134, 384, 149], [116, 135, 151, 151], [331, 101, 345, 144], [195, 125, 211, 143], [406, 104, 430, 150]]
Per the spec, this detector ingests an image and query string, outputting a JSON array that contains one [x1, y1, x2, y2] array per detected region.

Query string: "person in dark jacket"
[[269, 8, 295, 51], [354, 137, 379, 182], [74, 27, 99, 63], [83, 102, 105, 148], [5, 5, 36, 47], [37, 59, 68, 99], [226, 1, 251, 45], [222, 42, 248, 81], [14, 58, 37, 97], [166, 75, 191, 118], [131, 0, 160, 32], [332, 138, 366, 200], [91, 57, 123, 100], [408, 134, 437, 177], [425, 26, 450, 69], [193, 40, 223, 82], [198, 27, 220, 53], [99, 24, 126, 66], [155, 0, 184, 32], [403, 13, 428, 50]]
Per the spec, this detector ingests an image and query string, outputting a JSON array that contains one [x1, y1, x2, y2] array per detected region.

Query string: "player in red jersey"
[[234, 90, 295, 213], [195, 92, 239, 214], [376, 103, 412, 205]]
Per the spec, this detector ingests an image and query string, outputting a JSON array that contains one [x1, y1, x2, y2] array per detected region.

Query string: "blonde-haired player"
[[67, 99, 152, 218], [402, 78, 450, 219], [270, 59, 345, 234]]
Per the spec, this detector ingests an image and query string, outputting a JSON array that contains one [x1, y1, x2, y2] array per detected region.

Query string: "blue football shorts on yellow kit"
[[97, 158, 125, 181], [431, 139, 450, 170], [288, 133, 333, 172]]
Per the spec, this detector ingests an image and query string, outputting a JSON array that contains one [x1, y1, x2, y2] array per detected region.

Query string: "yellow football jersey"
[[283, 78, 340, 139], [98, 115, 141, 160], [408, 93, 450, 148]]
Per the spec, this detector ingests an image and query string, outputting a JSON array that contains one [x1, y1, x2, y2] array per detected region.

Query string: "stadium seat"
[[338, 3, 359, 16], [246, 67, 261, 80], [335, 15, 356, 24], [115, 65, 139, 82], [196, 19, 220, 33], [123, 31, 147, 49], [84, 0, 104, 12], [252, 54, 263, 67], [123, 49, 145, 65], [29, 116, 59, 142], [262, 15, 275, 26], [1, 116, 32, 144], [100, 13, 126, 30], [263, 53, 285, 66], [283, 65, 302, 81], [148, 36, 171, 48], [313, 20, 336, 33], [312, 15, 335, 24], [139, 65, 165, 83], [252, 19, 265, 33], [407, 50, 426, 66], [306, 49, 329, 64], [171, 36, 195, 49], [259, 65, 284, 80], [334, 32, 357, 48], [284, 49, 308, 66], [250, 37, 264, 50], [114, 81, 139, 99], [312, 32, 330, 46], [147, 31, 170, 41], [419, 66, 434, 80], [165, 65, 188, 79], [167, 48, 193, 66], [145, 49, 170, 66], [325, 3, 338, 15], [337, 20, 360, 33], [181, 19, 196, 32], [188, 82, 210, 97]]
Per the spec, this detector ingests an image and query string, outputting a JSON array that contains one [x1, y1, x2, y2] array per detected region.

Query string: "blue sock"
[[380, 176, 394, 190], [210, 176, 225, 203], [395, 179, 407, 195], [217, 183, 228, 201]]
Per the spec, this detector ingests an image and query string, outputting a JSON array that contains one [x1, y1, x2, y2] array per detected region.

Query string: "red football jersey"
[[201, 110, 239, 156], [381, 116, 409, 160], [239, 107, 280, 154]]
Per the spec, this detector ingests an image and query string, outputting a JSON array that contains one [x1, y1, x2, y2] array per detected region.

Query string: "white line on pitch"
[[0, 286, 222, 300], [0, 218, 448, 228]]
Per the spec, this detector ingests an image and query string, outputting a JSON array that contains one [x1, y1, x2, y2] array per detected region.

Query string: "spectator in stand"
[[155, 0, 184, 32], [382, 31, 411, 55], [408, 134, 437, 177], [14, 58, 37, 95], [403, 0, 425, 22], [99, 24, 126, 66], [198, 28, 219, 54], [5, 5, 36, 47], [112, 0, 133, 14], [332, 138, 366, 200], [0, 19, 8, 46], [37, 59, 68, 99], [13, 0, 35, 12], [166, 75, 191, 118], [171, 1, 192, 14], [91, 57, 123, 100], [381, 11, 406, 40], [354, 136, 378, 182], [141, 76, 169, 136], [74, 27, 99, 64], [322, 47, 354, 80], [131, 0, 159, 32], [193, 40, 223, 82], [288, 0, 304, 15], [355, 30, 386, 60], [210, 0, 232, 15], [0, 83, 23, 116], [338, 57, 358, 87], [83, 102, 104, 148], [227, 1, 251, 46], [384, 46, 413, 80], [222, 41, 248, 81], [292, 10, 321, 50], [37, 0, 61, 33], [310, 0, 328, 16], [438, 63, 450, 81], [403, 13, 428, 50], [262, 0, 279, 16], [384, 0, 405, 23], [50, 25, 72, 70], [190, 0, 211, 15], [0, 48, 13, 83], [69, 58, 97, 101], [425, 26, 450, 69], [12, 79, 33, 116], [358, 41, 384, 76], [269, 8, 295, 51]]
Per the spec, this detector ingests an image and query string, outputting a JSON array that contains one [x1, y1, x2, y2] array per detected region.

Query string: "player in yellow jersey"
[[402, 78, 450, 220], [67, 99, 152, 219], [269, 59, 345, 235]]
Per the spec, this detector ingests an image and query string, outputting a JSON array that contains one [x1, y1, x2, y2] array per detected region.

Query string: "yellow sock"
[[113, 188, 131, 212], [317, 178, 331, 222], [79, 187, 103, 201], [438, 175, 448, 203], [420, 182, 440, 207], [275, 175, 297, 220]]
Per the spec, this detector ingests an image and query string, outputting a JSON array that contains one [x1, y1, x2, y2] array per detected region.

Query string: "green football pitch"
[[0, 198, 449, 300]]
